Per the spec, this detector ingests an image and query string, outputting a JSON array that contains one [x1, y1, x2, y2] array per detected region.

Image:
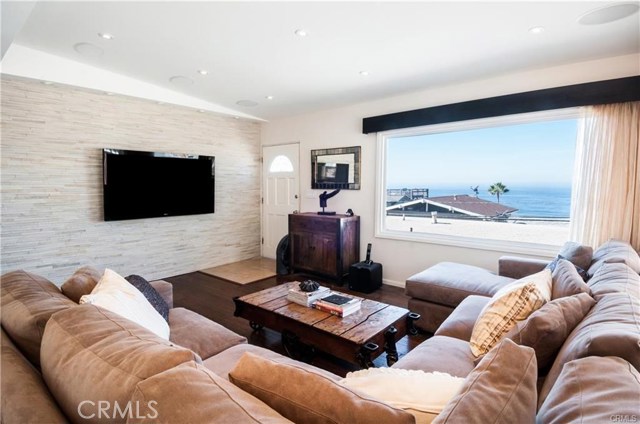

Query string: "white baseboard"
[[382, 278, 405, 288]]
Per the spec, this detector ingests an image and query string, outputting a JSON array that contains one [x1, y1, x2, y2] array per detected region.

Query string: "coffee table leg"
[[249, 321, 264, 331], [282, 330, 315, 362], [357, 342, 378, 368], [384, 326, 399, 366], [407, 312, 421, 336]]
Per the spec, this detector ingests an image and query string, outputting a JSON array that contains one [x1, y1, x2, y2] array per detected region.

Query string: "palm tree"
[[488, 182, 509, 203]]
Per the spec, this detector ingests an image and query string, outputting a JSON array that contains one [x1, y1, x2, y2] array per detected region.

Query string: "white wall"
[[261, 53, 640, 286], [1, 76, 262, 284]]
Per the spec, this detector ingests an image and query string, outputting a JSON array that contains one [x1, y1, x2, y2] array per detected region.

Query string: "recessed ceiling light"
[[105, 92, 114, 96], [73, 42, 104, 57], [528, 26, 545, 34], [578, 3, 639, 25], [294, 29, 308, 37], [42, 81, 54, 85], [236, 100, 259, 107], [359, 71, 370, 76], [233, 116, 240, 119], [265, 95, 274, 100], [197, 69, 208, 75], [98, 32, 114, 40], [169, 75, 194, 86], [198, 109, 205, 113]]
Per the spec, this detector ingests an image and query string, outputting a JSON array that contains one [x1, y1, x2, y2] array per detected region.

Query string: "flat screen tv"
[[103, 148, 215, 221]]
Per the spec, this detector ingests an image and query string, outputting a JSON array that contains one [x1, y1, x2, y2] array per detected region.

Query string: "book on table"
[[287, 284, 330, 307], [313, 292, 362, 317]]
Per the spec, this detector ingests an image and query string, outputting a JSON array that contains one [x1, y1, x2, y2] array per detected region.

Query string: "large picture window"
[[375, 109, 581, 255]]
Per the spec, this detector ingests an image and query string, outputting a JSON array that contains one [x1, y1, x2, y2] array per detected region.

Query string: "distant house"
[[387, 194, 518, 219], [386, 188, 430, 211]]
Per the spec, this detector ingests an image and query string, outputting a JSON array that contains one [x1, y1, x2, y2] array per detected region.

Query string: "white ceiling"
[[2, 1, 639, 120]]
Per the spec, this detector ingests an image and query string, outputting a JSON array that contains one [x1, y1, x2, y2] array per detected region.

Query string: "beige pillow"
[[80, 268, 170, 339], [229, 352, 415, 424], [433, 339, 538, 424], [470, 269, 551, 357]]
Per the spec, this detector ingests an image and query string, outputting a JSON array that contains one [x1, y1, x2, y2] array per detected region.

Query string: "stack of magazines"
[[287, 284, 330, 307], [313, 293, 362, 317]]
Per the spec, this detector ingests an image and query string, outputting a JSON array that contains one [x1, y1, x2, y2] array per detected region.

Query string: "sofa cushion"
[[202, 343, 328, 381], [538, 292, 640, 407], [588, 262, 640, 301], [127, 361, 293, 424], [0, 270, 76, 366], [125, 274, 170, 322], [80, 268, 170, 339], [550, 259, 591, 300], [1, 329, 68, 424], [587, 239, 640, 277], [60, 266, 103, 303], [537, 357, 640, 424], [432, 339, 538, 424], [470, 269, 551, 357], [503, 293, 595, 371], [169, 307, 247, 360], [229, 352, 415, 424], [406, 262, 513, 307], [557, 241, 593, 271], [391, 335, 476, 378], [40, 304, 198, 424], [434, 295, 490, 341]]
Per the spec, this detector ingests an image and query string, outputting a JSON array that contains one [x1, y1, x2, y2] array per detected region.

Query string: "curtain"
[[569, 102, 640, 251]]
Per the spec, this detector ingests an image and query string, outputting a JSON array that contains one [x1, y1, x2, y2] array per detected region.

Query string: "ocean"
[[392, 186, 572, 218]]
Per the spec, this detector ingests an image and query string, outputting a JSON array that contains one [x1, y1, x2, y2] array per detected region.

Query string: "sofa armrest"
[[498, 256, 550, 279], [150, 279, 173, 309]]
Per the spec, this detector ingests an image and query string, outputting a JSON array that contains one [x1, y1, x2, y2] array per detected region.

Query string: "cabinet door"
[[290, 231, 337, 276]]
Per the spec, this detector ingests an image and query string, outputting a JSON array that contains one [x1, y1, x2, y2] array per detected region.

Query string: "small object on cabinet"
[[318, 189, 341, 215]]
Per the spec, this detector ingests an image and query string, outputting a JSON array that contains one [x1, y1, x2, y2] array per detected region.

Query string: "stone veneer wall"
[[1, 76, 261, 284]]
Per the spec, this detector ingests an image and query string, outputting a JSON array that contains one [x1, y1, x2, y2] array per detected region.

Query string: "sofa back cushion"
[[0, 270, 75, 366], [127, 361, 293, 423], [229, 352, 415, 424], [60, 266, 103, 303], [588, 262, 640, 301], [1, 329, 68, 424], [504, 292, 595, 371], [41, 304, 198, 424], [587, 239, 640, 277], [558, 241, 593, 271], [432, 339, 538, 424], [538, 292, 640, 407], [537, 357, 640, 424]]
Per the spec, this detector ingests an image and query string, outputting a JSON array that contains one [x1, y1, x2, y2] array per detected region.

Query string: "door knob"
[[294, 194, 299, 199]]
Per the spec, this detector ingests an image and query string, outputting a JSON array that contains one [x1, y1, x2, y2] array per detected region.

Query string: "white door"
[[262, 143, 300, 259]]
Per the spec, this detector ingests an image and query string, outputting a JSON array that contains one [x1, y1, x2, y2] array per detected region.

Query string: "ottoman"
[[405, 262, 514, 333]]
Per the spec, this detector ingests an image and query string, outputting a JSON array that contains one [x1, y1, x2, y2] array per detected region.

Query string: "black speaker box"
[[348, 262, 382, 294]]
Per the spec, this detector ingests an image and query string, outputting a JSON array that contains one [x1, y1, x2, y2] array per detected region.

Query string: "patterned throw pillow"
[[469, 269, 551, 357], [125, 274, 170, 322]]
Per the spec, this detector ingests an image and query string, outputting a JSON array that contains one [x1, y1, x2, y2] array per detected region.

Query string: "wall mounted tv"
[[103, 148, 215, 221]]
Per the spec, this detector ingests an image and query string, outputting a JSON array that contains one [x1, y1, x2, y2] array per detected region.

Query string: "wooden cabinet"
[[288, 213, 360, 281]]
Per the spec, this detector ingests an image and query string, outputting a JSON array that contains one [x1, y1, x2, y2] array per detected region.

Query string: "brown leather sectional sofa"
[[1, 239, 639, 423]]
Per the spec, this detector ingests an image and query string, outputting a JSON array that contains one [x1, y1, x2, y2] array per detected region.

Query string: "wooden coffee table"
[[233, 282, 420, 368]]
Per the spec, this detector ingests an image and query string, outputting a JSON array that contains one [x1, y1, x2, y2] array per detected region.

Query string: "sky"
[[387, 118, 578, 189]]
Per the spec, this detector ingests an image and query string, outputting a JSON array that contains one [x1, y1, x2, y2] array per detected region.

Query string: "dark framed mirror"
[[311, 146, 361, 190]]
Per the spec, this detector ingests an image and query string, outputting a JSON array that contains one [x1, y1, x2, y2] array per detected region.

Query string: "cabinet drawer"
[[289, 215, 337, 233]]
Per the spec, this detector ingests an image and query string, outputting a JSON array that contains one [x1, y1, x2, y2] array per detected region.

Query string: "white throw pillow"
[[340, 367, 465, 423], [469, 268, 552, 357], [80, 268, 170, 339]]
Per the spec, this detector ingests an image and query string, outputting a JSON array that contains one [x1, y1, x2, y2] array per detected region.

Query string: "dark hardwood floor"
[[165, 271, 429, 377]]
